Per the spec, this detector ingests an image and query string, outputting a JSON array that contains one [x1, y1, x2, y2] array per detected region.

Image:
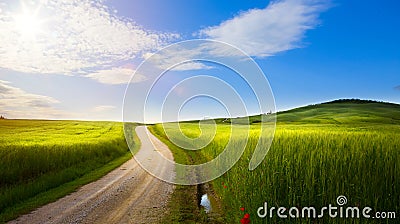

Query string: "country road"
[[9, 126, 175, 224]]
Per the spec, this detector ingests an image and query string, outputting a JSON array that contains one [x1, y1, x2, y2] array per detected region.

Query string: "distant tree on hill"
[[0, 115, 5, 119], [323, 99, 384, 105]]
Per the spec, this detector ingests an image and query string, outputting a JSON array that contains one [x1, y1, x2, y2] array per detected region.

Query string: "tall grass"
[[152, 123, 400, 223], [0, 120, 134, 220]]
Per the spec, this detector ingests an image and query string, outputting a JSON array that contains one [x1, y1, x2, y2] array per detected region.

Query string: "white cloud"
[[170, 62, 212, 71], [92, 105, 116, 112], [0, 80, 59, 106], [0, 80, 70, 119], [199, 0, 329, 57], [0, 0, 179, 74], [85, 67, 146, 84], [143, 45, 213, 71]]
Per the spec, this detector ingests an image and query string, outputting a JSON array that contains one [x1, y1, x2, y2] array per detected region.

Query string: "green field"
[[1, 100, 398, 223], [0, 120, 137, 222], [151, 100, 400, 223]]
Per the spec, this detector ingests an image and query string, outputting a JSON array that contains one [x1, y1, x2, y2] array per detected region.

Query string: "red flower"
[[240, 207, 245, 211], [240, 218, 249, 224], [240, 217, 250, 224], [240, 213, 250, 224], [223, 185, 227, 189]]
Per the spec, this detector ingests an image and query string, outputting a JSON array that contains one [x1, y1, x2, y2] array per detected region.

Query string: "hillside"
[[225, 99, 400, 125], [275, 99, 400, 124]]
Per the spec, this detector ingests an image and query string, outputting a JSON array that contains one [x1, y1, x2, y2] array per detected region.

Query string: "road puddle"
[[200, 194, 212, 213]]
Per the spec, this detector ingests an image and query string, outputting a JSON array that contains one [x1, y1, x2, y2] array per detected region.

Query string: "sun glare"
[[15, 13, 41, 38], [13, 3, 45, 39]]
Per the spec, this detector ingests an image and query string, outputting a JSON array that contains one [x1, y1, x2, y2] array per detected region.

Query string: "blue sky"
[[0, 0, 399, 121]]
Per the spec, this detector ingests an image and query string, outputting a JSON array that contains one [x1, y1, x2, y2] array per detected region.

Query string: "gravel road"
[[9, 126, 175, 224]]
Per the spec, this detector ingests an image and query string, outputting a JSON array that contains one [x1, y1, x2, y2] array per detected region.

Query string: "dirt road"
[[9, 126, 175, 224]]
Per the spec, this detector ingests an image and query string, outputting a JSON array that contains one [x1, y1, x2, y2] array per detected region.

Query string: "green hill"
[[275, 99, 400, 124], [179, 99, 400, 125], [233, 99, 400, 125]]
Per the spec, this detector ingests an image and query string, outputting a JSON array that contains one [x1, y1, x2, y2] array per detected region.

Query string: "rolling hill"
[[218, 99, 400, 125], [275, 99, 400, 124]]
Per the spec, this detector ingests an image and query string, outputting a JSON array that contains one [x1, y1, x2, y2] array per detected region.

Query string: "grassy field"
[[151, 100, 400, 223], [0, 120, 137, 222]]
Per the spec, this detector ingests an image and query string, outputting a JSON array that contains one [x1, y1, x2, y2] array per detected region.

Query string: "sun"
[[14, 13, 41, 38], [13, 2, 45, 39]]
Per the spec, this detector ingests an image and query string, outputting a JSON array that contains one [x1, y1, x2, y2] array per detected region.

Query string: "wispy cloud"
[[0, 80, 69, 119], [394, 85, 400, 91], [199, 0, 330, 57], [85, 67, 146, 84], [92, 105, 116, 112], [0, 0, 179, 75], [143, 48, 213, 71]]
